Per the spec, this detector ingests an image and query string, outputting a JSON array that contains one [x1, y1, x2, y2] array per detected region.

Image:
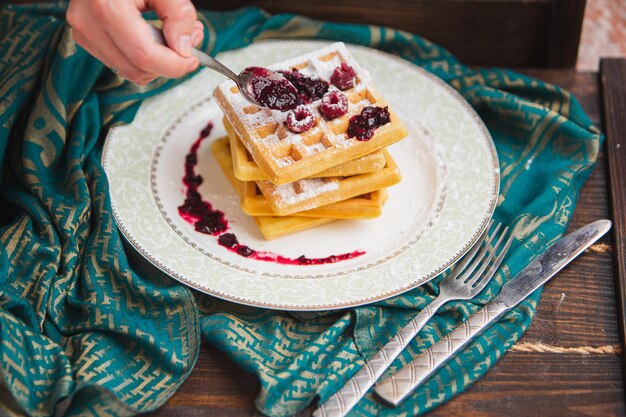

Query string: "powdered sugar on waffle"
[[215, 43, 378, 166], [269, 178, 339, 205]]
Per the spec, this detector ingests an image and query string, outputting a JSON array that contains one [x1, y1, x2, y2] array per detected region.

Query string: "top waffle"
[[213, 42, 408, 184]]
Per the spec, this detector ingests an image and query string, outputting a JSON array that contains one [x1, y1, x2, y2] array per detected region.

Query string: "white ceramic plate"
[[103, 40, 499, 311]]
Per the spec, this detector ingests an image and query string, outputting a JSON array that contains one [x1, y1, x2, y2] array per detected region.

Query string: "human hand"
[[67, 0, 205, 85]]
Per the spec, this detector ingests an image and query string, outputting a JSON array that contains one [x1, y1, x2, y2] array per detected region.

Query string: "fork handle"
[[373, 300, 509, 406], [313, 296, 447, 417]]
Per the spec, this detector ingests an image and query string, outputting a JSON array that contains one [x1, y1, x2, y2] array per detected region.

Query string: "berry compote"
[[242, 67, 300, 111], [177, 122, 365, 266], [279, 69, 329, 103], [216, 233, 364, 265], [178, 122, 228, 235], [347, 106, 391, 141]]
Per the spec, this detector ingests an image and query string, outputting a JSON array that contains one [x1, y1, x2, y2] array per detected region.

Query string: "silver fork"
[[313, 222, 514, 417]]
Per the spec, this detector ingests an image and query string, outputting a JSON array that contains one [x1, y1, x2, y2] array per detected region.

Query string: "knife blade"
[[373, 219, 612, 406]]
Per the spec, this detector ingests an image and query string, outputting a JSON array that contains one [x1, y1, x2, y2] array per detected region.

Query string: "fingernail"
[[188, 58, 199, 72], [192, 31, 202, 47], [178, 35, 192, 56]]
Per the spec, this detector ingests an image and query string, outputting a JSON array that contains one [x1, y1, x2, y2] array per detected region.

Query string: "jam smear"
[[178, 123, 366, 266], [242, 67, 300, 111], [216, 234, 364, 265], [178, 122, 228, 235], [279, 69, 329, 104], [347, 106, 391, 141]]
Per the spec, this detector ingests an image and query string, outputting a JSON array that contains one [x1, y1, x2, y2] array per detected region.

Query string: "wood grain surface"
[[147, 71, 626, 416], [6, 0, 587, 67], [192, 0, 585, 68], [601, 58, 626, 397]]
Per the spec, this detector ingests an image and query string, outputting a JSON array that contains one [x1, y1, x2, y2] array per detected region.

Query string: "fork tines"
[[446, 221, 515, 294]]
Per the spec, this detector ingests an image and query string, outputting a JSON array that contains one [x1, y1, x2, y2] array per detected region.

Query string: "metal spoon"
[[148, 26, 298, 110]]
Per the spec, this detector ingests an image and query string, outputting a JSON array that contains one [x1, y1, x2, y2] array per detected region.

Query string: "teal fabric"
[[0, 3, 602, 417]]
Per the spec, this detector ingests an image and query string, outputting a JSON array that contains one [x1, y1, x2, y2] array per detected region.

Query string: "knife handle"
[[313, 297, 446, 417], [374, 301, 509, 406]]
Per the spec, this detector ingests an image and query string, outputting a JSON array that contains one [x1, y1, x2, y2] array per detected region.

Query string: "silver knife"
[[373, 219, 612, 406]]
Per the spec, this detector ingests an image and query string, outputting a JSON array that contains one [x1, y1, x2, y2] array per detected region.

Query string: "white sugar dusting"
[[276, 157, 292, 167], [306, 142, 327, 154], [272, 178, 339, 204], [214, 42, 377, 167]]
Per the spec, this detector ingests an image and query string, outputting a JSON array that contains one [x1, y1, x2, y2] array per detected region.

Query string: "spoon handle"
[[147, 25, 239, 83], [190, 49, 239, 82]]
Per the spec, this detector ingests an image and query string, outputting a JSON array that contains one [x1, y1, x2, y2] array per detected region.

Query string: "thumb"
[[147, 0, 198, 57]]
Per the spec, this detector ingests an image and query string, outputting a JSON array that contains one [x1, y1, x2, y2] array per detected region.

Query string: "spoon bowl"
[[238, 66, 300, 111]]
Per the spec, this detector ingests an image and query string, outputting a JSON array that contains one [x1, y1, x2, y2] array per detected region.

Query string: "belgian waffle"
[[252, 216, 336, 240], [213, 42, 408, 184], [210, 137, 341, 240], [223, 117, 387, 182], [243, 184, 388, 219], [256, 149, 401, 216], [212, 136, 389, 219]]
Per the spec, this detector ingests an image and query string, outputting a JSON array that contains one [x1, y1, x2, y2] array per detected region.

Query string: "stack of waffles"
[[212, 42, 408, 239]]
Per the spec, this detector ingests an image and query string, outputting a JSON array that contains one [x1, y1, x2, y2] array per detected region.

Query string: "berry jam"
[[178, 122, 228, 235], [242, 67, 300, 111], [347, 106, 391, 141], [216, 234, 364, 265], [320, 90, 348, 120], [285, 104, 315, 133], [330, 63, 357, 90], [279, 69, 329, 103], [178, 123, 365, 266]]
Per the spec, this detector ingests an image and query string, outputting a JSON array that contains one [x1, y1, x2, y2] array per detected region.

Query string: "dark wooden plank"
[[430, 353, 625, 417], [528, 237, 619, 347], [7, 0, 586, 67], [192, 0, 576, 68], [546, 0, 587, 67], [601, 57, 626, 395], [148, 342, 260, 417]]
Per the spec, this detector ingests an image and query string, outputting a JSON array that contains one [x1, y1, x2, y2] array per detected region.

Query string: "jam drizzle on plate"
[[178, 122, 228, 235], [177, 122, 365, 266]]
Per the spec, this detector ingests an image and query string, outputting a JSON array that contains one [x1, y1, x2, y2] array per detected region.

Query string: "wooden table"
[[148, 62, 626, 417]]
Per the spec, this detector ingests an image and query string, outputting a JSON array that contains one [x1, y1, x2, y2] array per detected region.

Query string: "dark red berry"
[[184, 174, 203, 187], [185, 153, 197, 165], [279, 69, 329, 103], [195, 212, 227, 235], [218, 233, 238, 248], [347, 106, 391, 141], [285, 105, 315, 133], [243, 66, 300, 111], [237, 246, 255, 257], [330, 63, 357, 91], [200, 122, 214, 138], [320, 91, 348, 119]]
